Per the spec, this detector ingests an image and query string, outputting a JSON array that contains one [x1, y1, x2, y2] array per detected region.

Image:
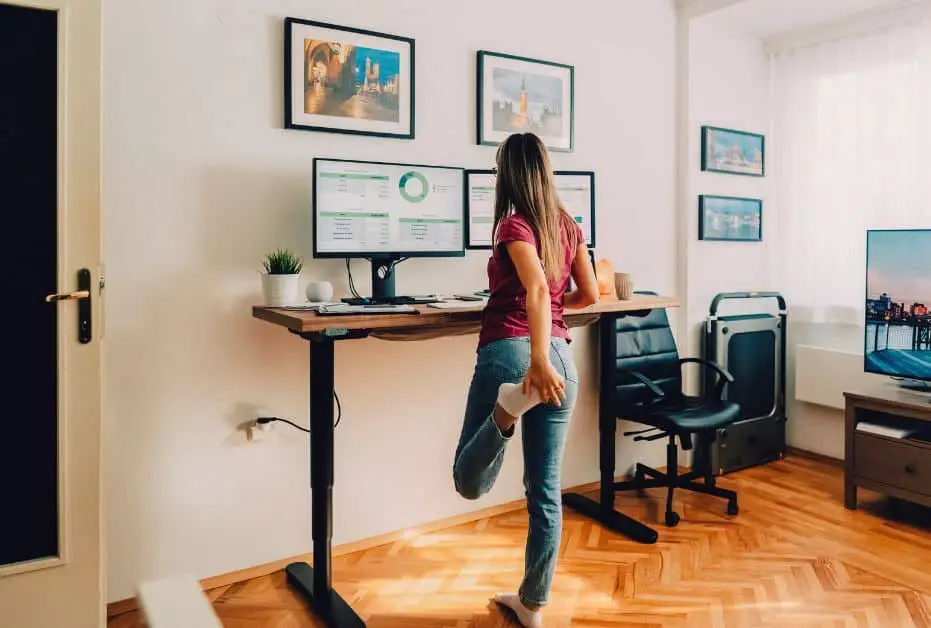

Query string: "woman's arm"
[[505, 240, 564, 404], [564, 243, 599, 309]]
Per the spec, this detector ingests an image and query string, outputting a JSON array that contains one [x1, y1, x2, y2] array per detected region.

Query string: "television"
[[864, 229, 931, 387]]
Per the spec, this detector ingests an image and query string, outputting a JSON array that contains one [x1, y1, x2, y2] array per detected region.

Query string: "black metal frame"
[[700, 125, 765, 177], [698, 194, 763, 242], [284, 17, 415, 139], [284, 306, 683, 625], [476, 50, 575, 152], [284, 330, 368, 628]]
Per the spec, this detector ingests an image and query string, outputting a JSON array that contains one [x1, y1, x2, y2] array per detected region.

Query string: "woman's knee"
[[526, 488, 563, 523], [453, 466, 485, 501]]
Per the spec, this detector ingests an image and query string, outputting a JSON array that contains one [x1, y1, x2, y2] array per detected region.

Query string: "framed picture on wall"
[[284, 17, 415, 139], [699, 195, 762, 241], [476, 50, 574, 152], [701, 126, 765, 177]]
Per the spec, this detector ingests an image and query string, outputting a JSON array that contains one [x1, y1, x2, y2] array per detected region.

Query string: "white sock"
[[496, 382, 542, 418], [493, 592, 543, 628]]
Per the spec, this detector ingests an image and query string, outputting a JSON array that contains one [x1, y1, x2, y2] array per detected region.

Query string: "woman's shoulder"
[[495, 213, 536, 244]]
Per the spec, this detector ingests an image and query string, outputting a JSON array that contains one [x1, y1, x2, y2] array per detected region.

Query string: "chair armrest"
[[679, 357, 734, 382], [617, 367, 666, 401], [679, 357, 734, 398]]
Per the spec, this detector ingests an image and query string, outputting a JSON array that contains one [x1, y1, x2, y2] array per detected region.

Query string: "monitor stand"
[[893, 377, 931, 391], [370, 257, 398, 301], [891, 377, 931, 403], [341, 257, 440, 306]]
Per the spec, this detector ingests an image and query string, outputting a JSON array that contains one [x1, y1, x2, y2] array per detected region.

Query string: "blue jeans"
[[452, 336, 579, 608]]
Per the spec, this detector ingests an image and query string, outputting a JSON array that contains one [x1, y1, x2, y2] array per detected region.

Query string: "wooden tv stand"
[[844, 385, 931, 510]]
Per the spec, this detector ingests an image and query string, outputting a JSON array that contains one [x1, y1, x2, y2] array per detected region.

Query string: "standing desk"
[[251, 294, 678, 627]]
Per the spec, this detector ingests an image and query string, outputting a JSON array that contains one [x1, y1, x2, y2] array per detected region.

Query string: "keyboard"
[[341, 295, 439, 306], [317, 303, 418, 316]]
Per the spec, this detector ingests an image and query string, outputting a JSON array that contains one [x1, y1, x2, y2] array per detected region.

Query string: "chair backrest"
[[600, 293, 682, 411]]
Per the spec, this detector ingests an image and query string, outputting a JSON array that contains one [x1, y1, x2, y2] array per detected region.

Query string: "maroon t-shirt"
[[478, 213, 584, 349]]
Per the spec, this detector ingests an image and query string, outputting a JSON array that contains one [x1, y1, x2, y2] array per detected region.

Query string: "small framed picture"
[[477, 50, 574, 152], [284, 17, 414, 139], [699, 195, 762, 242], [701, 126, 765, 177]]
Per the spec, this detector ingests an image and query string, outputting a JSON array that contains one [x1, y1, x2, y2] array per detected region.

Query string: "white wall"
[[682, 17, 850, 461], [683, 18, 776, 384], [102, 0, 679, 602]]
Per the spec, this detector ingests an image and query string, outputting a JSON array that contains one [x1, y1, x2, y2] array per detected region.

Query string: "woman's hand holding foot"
[[524, 356, 565, 407]]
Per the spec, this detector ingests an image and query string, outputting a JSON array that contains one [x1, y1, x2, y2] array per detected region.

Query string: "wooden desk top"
[[252, 294, 679, 337], [844, 385, 931, 419]]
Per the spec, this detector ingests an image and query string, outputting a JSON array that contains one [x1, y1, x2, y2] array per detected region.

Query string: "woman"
[[452, 132, 599, 627]]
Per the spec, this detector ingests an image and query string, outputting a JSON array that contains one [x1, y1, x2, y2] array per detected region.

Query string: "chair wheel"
[[727, 500, 739, 516], [665, 511, 680, 527]]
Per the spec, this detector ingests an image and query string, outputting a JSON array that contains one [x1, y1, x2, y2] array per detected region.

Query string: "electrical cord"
[[256, 416, 309, 433], [256, 390, 342, 433], [345, 258, 361, 299]]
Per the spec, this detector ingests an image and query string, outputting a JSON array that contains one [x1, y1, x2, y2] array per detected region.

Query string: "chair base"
[[616, 438, 740, 527]]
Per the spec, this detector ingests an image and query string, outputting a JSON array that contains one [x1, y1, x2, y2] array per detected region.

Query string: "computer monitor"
[[313, 158, 465, 299], [864, 228, 931, 388], [464, 170, 596, 249]]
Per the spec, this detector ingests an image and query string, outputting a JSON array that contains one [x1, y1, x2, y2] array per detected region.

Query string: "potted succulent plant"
[[260, 248, 303, 306]]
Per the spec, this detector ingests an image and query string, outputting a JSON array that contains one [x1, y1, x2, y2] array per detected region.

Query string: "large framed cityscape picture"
[[477, 50, 574, 152], [284, 17, 415, 139]]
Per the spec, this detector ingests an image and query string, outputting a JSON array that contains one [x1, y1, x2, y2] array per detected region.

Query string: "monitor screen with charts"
[[313, 158, 465, 258], [465, 170, 595, 249]]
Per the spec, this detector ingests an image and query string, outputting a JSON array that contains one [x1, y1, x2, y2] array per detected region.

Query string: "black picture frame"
[[476, 50, 574, 152], [701, 125, 765, 177], [284, 17, 415, 139], [698, 194, 763, 242]]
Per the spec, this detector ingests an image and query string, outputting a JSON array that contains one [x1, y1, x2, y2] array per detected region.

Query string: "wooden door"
[[0, 0, 104, 626]]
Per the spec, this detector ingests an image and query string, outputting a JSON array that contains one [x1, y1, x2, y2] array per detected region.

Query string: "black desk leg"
[[285, 336, 366, 628], [562, 315, 658, 544]]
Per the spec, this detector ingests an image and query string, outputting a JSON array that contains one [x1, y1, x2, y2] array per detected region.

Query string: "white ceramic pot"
[[305, 280, 334, 303], [261, 273, 301, 306]]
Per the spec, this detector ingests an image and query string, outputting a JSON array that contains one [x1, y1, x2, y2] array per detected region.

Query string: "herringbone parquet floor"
[[109, 454, 931, 627]]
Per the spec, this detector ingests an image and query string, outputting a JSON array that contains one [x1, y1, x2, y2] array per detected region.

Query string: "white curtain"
[[772, 14, 931, 324]]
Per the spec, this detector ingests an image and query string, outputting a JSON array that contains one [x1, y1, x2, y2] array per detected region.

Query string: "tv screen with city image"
[[865, 229, 931, 382]]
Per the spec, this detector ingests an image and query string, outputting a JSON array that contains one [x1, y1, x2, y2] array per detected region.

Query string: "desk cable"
[[345, 259, 361, 299], [346, 257, 410, 300], [256, 390, 342, 433]]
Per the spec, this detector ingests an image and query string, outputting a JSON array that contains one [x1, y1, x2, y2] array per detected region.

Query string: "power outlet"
[[247, 420, 274, 441]]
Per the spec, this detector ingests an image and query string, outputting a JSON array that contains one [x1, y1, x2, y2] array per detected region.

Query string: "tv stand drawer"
[[854, 433, 930, 497]]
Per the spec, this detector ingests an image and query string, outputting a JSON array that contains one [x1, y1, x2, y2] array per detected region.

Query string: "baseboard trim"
[[107, 479, 603, 618], [787, 446, 844, 467]]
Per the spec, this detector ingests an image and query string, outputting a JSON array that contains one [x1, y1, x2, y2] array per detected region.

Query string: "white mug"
[[305, 280, 334, 303]]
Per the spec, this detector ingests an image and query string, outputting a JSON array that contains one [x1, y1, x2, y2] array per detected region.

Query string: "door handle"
[[45, 269, 92, 343], [45, 290, 90, 302]]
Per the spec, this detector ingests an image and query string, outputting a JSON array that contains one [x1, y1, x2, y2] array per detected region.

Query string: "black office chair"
[[601, 297, 741, 527], [563, 292, 740, 543]]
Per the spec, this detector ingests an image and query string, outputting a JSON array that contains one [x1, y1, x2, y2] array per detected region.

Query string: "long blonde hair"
[[493, 133, 575, 282]]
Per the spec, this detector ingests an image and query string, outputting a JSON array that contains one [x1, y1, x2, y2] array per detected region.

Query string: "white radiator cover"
[[794, 344, 885, 410]]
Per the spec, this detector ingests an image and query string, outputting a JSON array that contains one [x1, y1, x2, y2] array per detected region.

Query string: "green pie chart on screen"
[[399, 170, 428, 203]]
